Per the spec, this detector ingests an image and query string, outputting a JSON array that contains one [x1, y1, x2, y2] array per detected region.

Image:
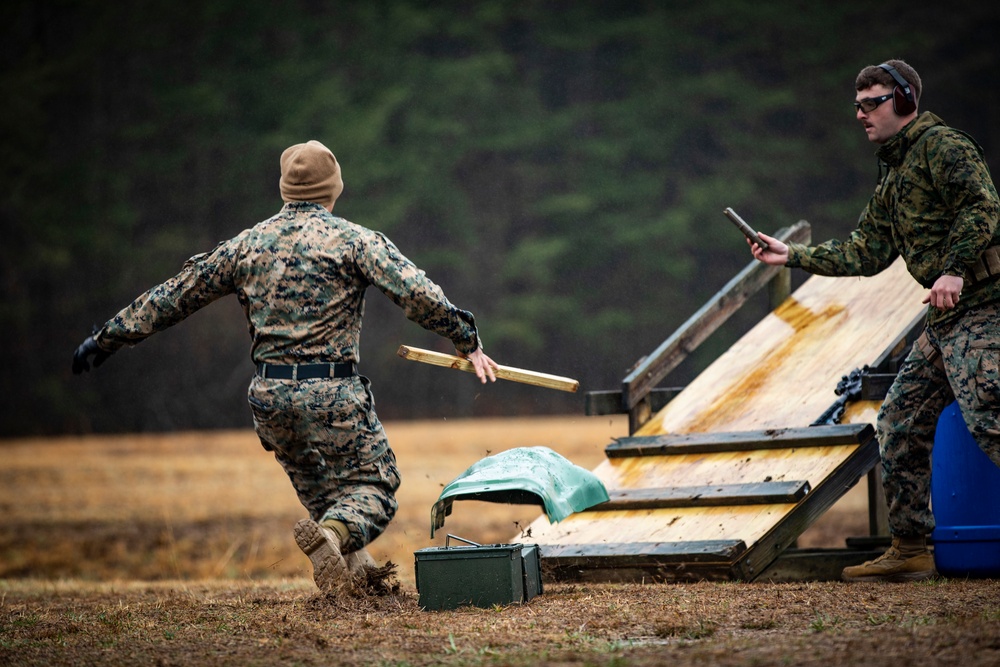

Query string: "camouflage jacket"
[[786, 112, 1000, 326], [96, 202, 481, 363]]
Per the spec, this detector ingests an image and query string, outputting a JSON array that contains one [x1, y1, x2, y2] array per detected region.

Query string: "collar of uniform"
[[282, 201, 327, 213], [875, 111, 945, 169]]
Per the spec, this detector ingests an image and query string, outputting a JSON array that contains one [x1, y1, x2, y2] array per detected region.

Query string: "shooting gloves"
[[72, 335, 113, 374]]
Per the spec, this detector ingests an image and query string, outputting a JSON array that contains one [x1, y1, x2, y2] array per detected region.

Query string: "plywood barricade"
[[525, 258, 930, 582]]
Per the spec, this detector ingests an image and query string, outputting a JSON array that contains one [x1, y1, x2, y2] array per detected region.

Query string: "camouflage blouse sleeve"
[[95, 234, 244, 352], [353, 231, 481, 354], [785, 195, 899, 277]]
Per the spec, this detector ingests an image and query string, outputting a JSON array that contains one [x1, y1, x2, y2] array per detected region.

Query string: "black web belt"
[[255, 362, 357, 380]]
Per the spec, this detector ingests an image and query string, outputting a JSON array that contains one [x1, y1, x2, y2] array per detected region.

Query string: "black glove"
[[72, 335, 113, 374]]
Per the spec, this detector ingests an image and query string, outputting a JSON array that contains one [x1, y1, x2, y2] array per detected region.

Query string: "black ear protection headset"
[[878, 63, 916, 115]]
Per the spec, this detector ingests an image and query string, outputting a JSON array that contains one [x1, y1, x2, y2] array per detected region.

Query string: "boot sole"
[[294, 519, 348, 591]]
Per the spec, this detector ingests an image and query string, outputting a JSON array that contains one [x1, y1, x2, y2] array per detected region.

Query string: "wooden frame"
[[540, 424, 878, 583], [513, 245, 932, 582]]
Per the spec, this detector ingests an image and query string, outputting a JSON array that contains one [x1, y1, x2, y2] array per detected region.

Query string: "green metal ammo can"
[[414, 535, 542, 610]]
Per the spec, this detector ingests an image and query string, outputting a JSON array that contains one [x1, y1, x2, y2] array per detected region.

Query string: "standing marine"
[[750, 59, 1000, 582]]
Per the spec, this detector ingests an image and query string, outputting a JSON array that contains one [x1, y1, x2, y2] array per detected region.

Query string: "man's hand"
[[923, 274, 964, 311], [749, 232, 789, 266], [72, 336, 113, 374], [459, 347, 499, 384]]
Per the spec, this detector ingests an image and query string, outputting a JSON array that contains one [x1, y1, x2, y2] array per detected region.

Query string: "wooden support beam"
[[768, 264, 793, 310], [867, 467, 890, 537], [584, 480, 811, 511], [541, 539, 747, 562], [584, 387, 683, 416], [605, 423, 875, 458], [541, 540, 747, 583]]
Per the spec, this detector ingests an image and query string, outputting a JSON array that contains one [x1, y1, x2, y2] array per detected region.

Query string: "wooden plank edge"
[[397, 345, 579, 393], [583, 480, 811, 510], [606, 423, 875, 458]]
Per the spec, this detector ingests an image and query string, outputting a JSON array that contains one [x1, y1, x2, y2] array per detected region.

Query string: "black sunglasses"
[[853, 93, 894, 113]]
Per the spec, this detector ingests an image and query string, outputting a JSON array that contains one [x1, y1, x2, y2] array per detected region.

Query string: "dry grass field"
[[0, 416, 628, 585], [2, 416, 999, 666]]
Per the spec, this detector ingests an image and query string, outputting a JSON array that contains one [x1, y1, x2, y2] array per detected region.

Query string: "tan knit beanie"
[[279, 140, 344, 209]]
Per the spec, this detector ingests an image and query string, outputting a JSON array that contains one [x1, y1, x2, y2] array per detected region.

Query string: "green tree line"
[[2, 0, 997, 435]]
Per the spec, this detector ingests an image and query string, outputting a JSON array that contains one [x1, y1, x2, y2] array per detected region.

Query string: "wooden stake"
[[396, 345, 580, 393]]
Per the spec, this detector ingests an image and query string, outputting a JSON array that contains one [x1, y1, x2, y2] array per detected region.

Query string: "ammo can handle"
[[445, 534, 482, 548]]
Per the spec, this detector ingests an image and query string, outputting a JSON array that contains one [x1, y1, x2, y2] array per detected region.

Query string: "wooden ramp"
[[525, 257, 929, 582]]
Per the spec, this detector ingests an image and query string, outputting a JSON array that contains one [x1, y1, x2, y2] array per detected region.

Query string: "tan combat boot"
[[345, 547, 394, 593], [841, 536, 937, 582], [293, 518, 349, 592], [345, 547, 377, 577]]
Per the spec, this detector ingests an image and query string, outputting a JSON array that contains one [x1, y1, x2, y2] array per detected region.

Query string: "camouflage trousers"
[[247, 374, 400, 553], [877, 300, 1000, 537]]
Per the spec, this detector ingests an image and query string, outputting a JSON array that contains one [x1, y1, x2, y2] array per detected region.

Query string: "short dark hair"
[[856, 59, 922, 105]]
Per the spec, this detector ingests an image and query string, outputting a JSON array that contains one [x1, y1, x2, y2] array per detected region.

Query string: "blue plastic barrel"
[[931, 401, 1000, 577]]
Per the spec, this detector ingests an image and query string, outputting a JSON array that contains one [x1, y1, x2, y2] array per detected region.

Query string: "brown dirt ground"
[[2, 416, 999, 666]]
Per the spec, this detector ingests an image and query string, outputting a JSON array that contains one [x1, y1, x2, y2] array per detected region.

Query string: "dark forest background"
[[2, 0, 998, 436]]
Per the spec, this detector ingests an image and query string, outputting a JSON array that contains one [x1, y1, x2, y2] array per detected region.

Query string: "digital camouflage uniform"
[[785, 112, 1000, 537], [95, 201, 481, 552]]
